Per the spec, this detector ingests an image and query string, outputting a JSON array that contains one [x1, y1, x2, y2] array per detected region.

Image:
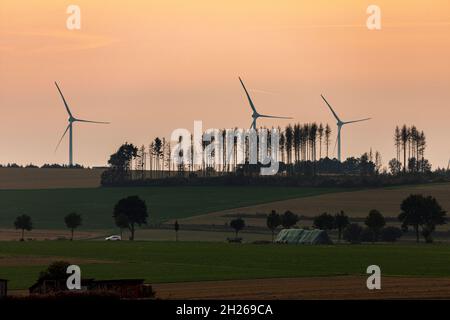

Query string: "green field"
[[1, 241, 450, 290], [0, 186, 341, 229]]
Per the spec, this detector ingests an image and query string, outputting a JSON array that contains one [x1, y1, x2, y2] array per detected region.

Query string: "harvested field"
[[154, 276, 450, 300], [179, 183, 450, 227], [0, 168, 104, 189]]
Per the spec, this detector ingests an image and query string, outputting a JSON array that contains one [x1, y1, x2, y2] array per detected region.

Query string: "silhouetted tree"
[[394, 126, 401, 164], [285, 125, 293, 168], [318, 123, 324, 159], [281, 210, 299, 229], [174, 220, 180, 241], [64, 212, 82, 241], [334, 211, 350, 242], [381, 226, 402, 242], [325, 124, 332, 158], [400, 125, 408, 172], [113, 196, 148, 241], [230, 218, 245, 238], [14, 214, 33, 241], [313, 212, 334, 231], [343, 223, 363, 244], [365, 210, 385, 242], [102, 143, 138, 185], [389, 158, 402, 175], [398, 194, 446, 243], [114, 213, 129, 239], [266, 210, 281, 242], [38, 261, 71, 281]]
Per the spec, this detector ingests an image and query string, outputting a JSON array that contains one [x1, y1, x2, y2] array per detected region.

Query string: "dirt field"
[[154, 276, 450, 299], [0, 229, 105, 241], [0, 168, 104, 189], [179, 183, 450, 227]]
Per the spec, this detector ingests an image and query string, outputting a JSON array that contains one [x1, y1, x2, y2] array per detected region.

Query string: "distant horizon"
[[1, 0, 449, 168]]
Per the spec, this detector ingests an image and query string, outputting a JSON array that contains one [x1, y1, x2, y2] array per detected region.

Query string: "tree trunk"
[[415, 225, 419, 243], [271, 230, 274, 243], [130, 223, 135, 241], [403, 146, 406, 173], [21, 229, 24, 241]]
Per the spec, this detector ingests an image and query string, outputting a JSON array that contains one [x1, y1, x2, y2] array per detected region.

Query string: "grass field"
[[0, 186, 341, 229], [1, 241, 450, 290]]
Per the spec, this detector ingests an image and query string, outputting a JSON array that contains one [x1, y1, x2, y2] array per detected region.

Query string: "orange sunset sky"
[[0, 0, 449, 168]]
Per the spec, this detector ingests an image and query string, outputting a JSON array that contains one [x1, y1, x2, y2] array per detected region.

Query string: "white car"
[[105, 235, 121, 241]]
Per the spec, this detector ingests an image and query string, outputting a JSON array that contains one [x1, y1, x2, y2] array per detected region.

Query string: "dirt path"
[[0, 229, 105, 241], [153, 276, 450, 299]]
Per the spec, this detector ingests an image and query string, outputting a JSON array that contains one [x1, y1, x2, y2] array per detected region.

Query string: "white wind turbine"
[[54, 82, 109, 167], [239, 77, 292, 129], [321, 94, 371, 162]]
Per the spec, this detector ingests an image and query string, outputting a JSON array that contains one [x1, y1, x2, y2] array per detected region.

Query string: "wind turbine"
[[239, 77, 292, 129], [54, 82, 109, 167], [320, 94, 371, 162]]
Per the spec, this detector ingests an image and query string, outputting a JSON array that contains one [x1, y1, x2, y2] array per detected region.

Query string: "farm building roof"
[[275, 229, 332, 245]]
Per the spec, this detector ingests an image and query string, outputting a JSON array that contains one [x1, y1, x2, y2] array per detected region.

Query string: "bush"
[[313, 212, 334, 230], [343, 223, 363, 244], [361, 227, 375, 242], [380, 226, 403, 242]]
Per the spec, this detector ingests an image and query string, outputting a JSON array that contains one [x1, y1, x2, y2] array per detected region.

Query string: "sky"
[[0, 0, 449, 168]]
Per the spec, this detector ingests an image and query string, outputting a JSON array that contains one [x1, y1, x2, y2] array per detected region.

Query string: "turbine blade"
[[55, 82, 73, 117], [238, 77, 257, 113], [258, 114, 292, 119], [343, 118, 371, 125], [321, 94, 341, 122], [332, 136, 338, 156], [75, 119, 110, 124], [332, 126, 342, 158], [55, 124, 70, 152]]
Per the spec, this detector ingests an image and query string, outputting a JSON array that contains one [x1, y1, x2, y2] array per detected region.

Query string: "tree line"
[[10, 193, 446, 244], [391, 125, 429, 174], [228, 194, 446, 244]]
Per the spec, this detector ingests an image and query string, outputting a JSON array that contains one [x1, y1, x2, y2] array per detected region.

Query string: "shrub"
[[343, 223, 363, 244], [361, 227, 375, 242], [313, 212, 334, 231], [380, 226, 403, 242]]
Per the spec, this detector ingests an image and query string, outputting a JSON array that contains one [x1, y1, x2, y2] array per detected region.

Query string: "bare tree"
[[325, 124, 332, 158]]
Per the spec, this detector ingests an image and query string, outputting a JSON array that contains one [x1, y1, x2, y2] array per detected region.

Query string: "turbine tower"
[[55, 82, 109, 167], [239, 77, 292, 129], [320, 94, 371, 162]]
